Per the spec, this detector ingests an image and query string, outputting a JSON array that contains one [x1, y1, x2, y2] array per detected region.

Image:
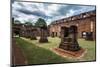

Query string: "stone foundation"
[[52, 48, 86, 58]]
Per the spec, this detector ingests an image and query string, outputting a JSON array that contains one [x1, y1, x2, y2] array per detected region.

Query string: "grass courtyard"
[[15, 37, 96, 65]]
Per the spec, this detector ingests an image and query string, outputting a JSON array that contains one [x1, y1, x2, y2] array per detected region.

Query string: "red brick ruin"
[[49, 10, 96, 41], [59, 26, 80, 51], [12, 23, 37, 40], [12, 10, 96, 65], [12, 10, 96, 50]]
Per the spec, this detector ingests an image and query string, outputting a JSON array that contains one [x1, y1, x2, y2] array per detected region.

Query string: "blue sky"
[[12, 1, 95, 25]]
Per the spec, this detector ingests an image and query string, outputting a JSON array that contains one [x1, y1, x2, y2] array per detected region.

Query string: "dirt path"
[[12, 37, 27, 66]]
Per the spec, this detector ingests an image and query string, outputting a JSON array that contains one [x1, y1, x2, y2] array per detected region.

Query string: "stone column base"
[[52, 48, 86, 59], [39, 38, 48, 43]]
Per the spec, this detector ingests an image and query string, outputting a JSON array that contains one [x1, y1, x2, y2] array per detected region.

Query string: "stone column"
[[30, 29, 37, 40], [68, 26, 80, 51], [39, 27, 48, 43], [59, 27, 69, 50], [59, 26, 80, 51]]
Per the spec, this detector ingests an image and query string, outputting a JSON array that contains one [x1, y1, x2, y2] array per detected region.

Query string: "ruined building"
[[12, 18, 37, 40], [49, 10, 96, 40]]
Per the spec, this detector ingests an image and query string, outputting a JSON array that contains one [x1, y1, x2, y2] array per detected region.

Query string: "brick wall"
[[49, 10, 96, 40]]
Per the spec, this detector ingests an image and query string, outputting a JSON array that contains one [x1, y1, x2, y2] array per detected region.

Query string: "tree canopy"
[[35, 18, 47, 28], [24, 21, 33, 26], [14, 20, 21, 24]]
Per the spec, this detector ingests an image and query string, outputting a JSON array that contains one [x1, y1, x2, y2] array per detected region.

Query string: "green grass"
[[15, 37, 96, 64], [15, 37, 71, 65], [21, 37, 61, 49], [78, 39, 96, 61]]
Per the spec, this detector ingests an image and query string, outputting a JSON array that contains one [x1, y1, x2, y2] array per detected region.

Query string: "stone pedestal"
[[27, 30, 31, 38], [39, 27, 48, 43], [30, 33, 37, 40], [59, 26, 80, 51], [30, 29, 37, 40]]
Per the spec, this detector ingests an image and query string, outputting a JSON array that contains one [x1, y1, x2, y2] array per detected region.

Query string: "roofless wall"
[[49, 10, 96, 40]]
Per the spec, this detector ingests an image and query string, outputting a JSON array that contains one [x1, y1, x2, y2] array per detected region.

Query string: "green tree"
[[14, 20, 21, 24], [25, 21, 33, 26], [35, 18, 47, 28]]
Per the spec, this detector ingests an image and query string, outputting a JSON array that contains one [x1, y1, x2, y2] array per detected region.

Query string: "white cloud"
[[12, 1, 95, 25]]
